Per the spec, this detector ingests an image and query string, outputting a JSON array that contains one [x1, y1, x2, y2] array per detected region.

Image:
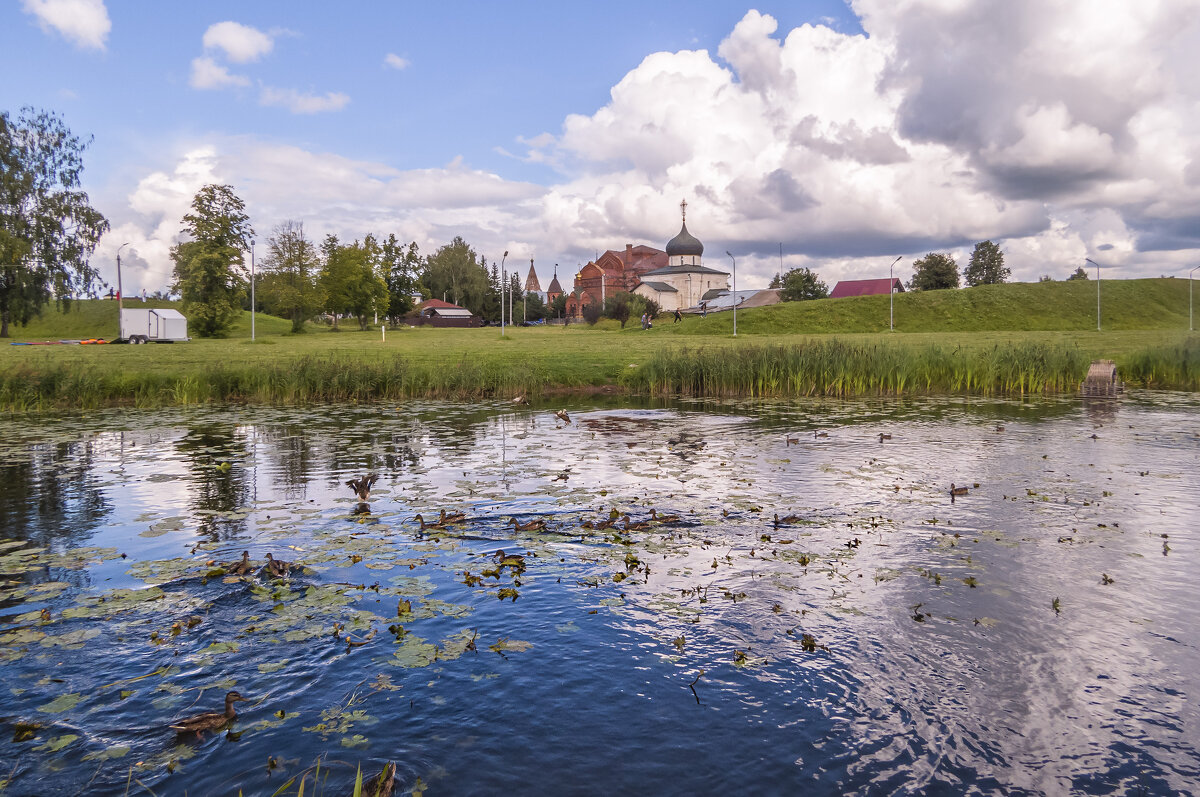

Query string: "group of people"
[[640, 312, 653, 330]]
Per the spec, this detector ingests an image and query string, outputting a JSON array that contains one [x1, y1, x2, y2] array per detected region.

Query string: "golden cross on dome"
[[680, 198, 687, 222]]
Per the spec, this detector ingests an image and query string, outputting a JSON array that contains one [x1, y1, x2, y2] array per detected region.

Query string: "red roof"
[[415, 298, 466, 310], [829, 278, 904, 298]]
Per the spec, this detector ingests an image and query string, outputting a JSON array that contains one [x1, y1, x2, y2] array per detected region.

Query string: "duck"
[[813, 431, 829, 439], [169, 691, 247, 737], [263, 553, 291, 578], [346, 474, 379, 501], [506, 517, 546, 532], [512, 395, 530, 405], [225, 550, 253, 575], [649, 508, 680, 524], [438, 508, 467, 525], [785, 435, 800, 446], [950, 483, 969, 496], [621, 515, 652, 531], [554, 409, 571, 424], [774, 513, 800, 528], [878, 433, 892, 442], [413, 514, 445, 532], [357, 762, 397, 797]]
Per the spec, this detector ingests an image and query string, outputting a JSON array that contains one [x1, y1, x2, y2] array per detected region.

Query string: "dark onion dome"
[[666, 221, 704, 257]]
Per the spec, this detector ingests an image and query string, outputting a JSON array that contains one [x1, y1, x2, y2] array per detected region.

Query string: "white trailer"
[[120, 308, 189, 343]]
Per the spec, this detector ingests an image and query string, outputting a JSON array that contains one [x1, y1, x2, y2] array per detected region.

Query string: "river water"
[[0, 394, 1197, 795]]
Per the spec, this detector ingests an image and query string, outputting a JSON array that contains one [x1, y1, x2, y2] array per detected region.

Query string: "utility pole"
[[250, 239, 256, 341], [1086, 258, 1103, 331], [889, 256, 902, 332], [725, 251, 737, 337], [501, 251, 508, 336]]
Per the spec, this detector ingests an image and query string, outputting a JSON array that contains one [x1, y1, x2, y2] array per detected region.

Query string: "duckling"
[[506, 517, 547, 532], [263, 553, 291, 578], [878, 433, 892, 442], [554, 409, 571, 424], [595, 518, 617, 531], [438, 508, 467, 524], [621, 515, 652, 531], [649, 508, 680, 524], [225, 550, 253, 575], [169, 691, 247, 737], [413, 513, 445, 531], [346, 474, 379, 501], [950, 483, 969, 496], [774, 513, 800, 528], [358, 762, 397, 797]]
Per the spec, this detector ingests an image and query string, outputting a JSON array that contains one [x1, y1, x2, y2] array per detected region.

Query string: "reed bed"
[[1120, 337, 1200, 390], [621, 340, 1115, 397]]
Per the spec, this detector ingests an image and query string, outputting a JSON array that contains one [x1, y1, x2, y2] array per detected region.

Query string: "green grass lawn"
[[1, 279, 1196, 410]]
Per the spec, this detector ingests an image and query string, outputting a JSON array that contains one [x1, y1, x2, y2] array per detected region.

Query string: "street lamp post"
[[888, 256, 902, 332], [1190, 265, 1199, 332], [501, 251, 508, 336], [250, 240, 256, 341], [1085, 258, 1103, 332], [725, 251, 737, 337], [116, 242, 130, 314]]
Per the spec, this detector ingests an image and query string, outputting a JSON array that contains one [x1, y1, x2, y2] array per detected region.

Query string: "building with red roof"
[[829, 278, 904, 299]]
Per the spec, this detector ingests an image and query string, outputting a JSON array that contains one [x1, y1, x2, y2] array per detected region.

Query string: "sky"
[[3, 0, 1200, 294]]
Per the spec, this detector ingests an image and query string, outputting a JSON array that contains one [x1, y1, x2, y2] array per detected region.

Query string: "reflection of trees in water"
[[174, 425, 250, 542], [258, 425, 315, 501], [0, 440, 110, 551]]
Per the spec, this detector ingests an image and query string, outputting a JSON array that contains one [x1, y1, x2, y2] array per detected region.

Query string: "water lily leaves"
[[61, 586, 166, 619], [340, 734, 369, 749], [388, 634, 440, 668], [33, 733, 78, 752], [83, 744, 131, 762], [488, 637, 533, 655], [201, 641, 240, 655], [38, 693, 83, 713], [258, 660, 289, 674], [40, 628, 101, 648]]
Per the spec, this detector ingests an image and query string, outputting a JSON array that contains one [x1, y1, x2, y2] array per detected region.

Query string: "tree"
[[258, 220, 321, 332], [604, 291, 633, 327], [422, 237, 490, 314], [171, 184, 253, 337], [549, 294, 567, 319], [0, 108, 109, 337], [1038, 274, 1053, 282], [1066, 266, 1089, 280], [319, 234, 389, 330], [777, 267, 829, 301], [581, 301, 603, 325], [523, 292, 547, 322], [382, 235, 419, 323], [963, 240, 1009, 286], [908, 252, 959, 291]]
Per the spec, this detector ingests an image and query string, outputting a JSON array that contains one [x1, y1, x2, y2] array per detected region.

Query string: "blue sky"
[[4, 1, 1199, 293]]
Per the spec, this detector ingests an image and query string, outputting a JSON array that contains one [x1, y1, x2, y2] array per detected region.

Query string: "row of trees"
[[908, 241, 1011, 291]]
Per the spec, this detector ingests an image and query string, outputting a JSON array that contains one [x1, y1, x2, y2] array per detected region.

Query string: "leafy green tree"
[[1039, 274, 1053, 282], [0, 108, 109, 337], [319, 234, 389, 330], [581, 300, 603, 325], [778, 267, 829, 301], [603, 291, 633, 327], [171, 184, 253, 337], [523, 292, 548, 322], [258, 220, 321, 332], [908, 252, 959, 291], [422, 237, 491, 314], [963, 240, 1009, 286], [549, 294, 567, 319], [1066, 266, 1089, 280], [382, 234, 419, 322]]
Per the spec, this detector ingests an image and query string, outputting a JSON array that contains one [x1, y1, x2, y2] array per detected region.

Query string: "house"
[[409, 299, 480, 327], [631, 200, 731, 312], [829, 278, 904, 298]]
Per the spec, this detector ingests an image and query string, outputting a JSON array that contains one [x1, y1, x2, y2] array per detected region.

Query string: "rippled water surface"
[[1, 394, 1198, 795]]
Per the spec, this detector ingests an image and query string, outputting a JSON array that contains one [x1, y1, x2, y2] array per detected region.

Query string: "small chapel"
[[564, 200, 730, 317]]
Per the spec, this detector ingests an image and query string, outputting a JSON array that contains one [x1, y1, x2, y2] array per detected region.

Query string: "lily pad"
[[38, 693, 83, 713]]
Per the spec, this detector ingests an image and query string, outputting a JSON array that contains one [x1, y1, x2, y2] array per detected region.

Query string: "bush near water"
[[1, 278, 1197, 410]]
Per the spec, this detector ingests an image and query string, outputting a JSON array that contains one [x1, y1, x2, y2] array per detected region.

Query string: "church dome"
[[666, 221, 704, 257]]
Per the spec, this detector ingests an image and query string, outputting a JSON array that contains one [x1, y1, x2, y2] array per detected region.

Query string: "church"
[[563, 201, 730, 317]]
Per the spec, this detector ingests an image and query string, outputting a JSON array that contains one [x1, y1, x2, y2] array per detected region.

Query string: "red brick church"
[[563, 244, 668, 318]]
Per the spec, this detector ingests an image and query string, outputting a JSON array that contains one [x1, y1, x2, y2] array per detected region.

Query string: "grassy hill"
[[6, 298, 292, 341], [663, 277, 1193, 335]]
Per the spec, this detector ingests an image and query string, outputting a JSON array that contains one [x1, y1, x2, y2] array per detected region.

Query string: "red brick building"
[[564, 244, 669, 318]]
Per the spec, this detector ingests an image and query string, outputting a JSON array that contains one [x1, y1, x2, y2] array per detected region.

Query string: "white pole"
[[250, 240, 256, 341], [1087, 258, 1102, 332], [501, 251, 508, 336], [1189, 265, 1198, 332], [889, 255, 902, 332], [726, 251, 737, 337]]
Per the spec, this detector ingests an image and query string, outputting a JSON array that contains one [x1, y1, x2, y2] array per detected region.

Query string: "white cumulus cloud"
[[383, 53, 409, 70], [259, 87, 351, 114], [201, 21, 273, 63], [21, 0, 110, 51], [189, 56, 249, 90]]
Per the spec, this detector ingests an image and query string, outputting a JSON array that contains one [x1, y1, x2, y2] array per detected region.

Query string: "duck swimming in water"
[[346, 474, 379, 501], [225, 551, 253, 575], [507, 517, 546, 532], [263, 553, 291, 578], [169, 691, 247, 738]]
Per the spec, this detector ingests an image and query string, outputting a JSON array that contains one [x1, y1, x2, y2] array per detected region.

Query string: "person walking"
[[674, 308, 682, 323]]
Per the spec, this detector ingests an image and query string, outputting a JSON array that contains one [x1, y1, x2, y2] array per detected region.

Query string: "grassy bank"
[[1, 280, 1197, 410]]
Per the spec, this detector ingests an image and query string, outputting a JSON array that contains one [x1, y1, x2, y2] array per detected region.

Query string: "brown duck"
[[950, 483, 969, 496], [346, 474, 379, 501], [263, 552, 291, 578], [357, 762, 397, 797], [774, 513, 800, 528], [554, 409, 571, 424], [414, 513, 445, 531], [507, 517, 546, 532], [621, 515, 652, 531], [169, 691, 247, 737], [649, 509, 680, 524], [225, 551, 253, 575], [439, 508, 467, 524]]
